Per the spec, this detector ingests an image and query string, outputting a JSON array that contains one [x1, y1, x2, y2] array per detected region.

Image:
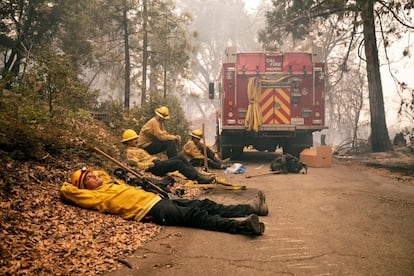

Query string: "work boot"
[[219, 163, 232, 169], [239, 214, 264, 235], [258, 222, 265, 233], [221, 158, 231, 165], [196, 174, 215, 184], [250, 190, 268, 216]]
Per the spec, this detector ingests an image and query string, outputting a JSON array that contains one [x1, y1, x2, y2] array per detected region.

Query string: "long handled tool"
[[245, 170, 282, 179], [184, 181, 246, 190], [202, 123, 208, 172], [94, 147, 166, 195], [94, 147, 246, 193]]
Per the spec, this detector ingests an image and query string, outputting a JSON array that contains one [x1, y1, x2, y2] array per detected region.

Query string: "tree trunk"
[[123, 3, 130, 109], [141, 0, 148, 104], [2, 49, 20, 88], [360, 0, 392, 152]]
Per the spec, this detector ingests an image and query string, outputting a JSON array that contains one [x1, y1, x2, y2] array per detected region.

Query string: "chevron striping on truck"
[[260, 87, 291, 124]]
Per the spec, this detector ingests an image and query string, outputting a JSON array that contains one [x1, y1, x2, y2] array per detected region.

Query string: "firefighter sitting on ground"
[[182, 129, 231, 170], [137, 106, 181, 158], [60, 167, 268, 235], [122, 129, 215, 184]]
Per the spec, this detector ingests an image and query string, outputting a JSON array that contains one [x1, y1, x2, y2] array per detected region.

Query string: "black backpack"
[[270, 153, 307, 174]]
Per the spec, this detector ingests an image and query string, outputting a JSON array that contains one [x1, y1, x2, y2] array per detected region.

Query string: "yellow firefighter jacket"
[[182, 139, 207, 160], [125, 146, 157, 171], [60, 170, 162, 221], [137, 117, 176, 148]]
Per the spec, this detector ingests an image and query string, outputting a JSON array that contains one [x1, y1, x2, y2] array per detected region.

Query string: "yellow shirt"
[[182, 139, 205, 160], [137, 117, 176, 148], [182, 140, 214, 161], [125, 146, 157, 171], [60, 170, 162, 221]]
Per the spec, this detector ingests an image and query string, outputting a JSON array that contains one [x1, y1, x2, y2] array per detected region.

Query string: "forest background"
[[1, 0, 414, 274], [1, 0, 413, 156]]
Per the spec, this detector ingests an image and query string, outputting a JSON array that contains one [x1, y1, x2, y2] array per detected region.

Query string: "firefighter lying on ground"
[[182, 129, 231, 170], [137, 106, 181, 158], [60, 167, 268, 235], [122, 129, 215, 184]]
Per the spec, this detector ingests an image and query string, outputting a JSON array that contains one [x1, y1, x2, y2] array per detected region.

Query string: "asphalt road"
[[106, 152, 414, 276]]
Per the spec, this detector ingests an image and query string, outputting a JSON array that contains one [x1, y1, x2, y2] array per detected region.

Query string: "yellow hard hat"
[[71, 167, 91, 189], [121, 129, 139, 143], [191, 129, 203, 140], [155, 106, 170, 120]]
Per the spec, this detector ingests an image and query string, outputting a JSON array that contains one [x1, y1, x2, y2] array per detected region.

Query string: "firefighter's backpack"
[[270, 153, 307, 174]]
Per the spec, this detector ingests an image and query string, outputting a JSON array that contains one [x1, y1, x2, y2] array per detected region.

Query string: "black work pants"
[[196, 145, 217, 161], [205, 147, 216, 160], [190, 158, 222, 169], [144, 139, 177, 158], [146, 198, 254, 234], [148, 155, 198, 180]]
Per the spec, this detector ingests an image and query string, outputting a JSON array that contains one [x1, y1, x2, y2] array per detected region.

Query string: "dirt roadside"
[[3, 146, 411, 275], [105, 149, 414, 275], [334, 146, 414, 184]]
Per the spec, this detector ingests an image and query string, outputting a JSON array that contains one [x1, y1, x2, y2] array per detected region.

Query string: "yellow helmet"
[[71, 167, 91, 189], [121, 129, 139, 143], [155, 106, 170, 120], [191, 129, 203, 140]]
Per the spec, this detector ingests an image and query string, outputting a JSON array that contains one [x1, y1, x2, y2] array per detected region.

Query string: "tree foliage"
[[177, 0, 262, 140], [180, 0, 260, 94], [143, 0, 195, 102], [0, 0, 59, 85], [0, 0, 105, 160], [0, 0, 193, 155], [328, 60, 368, 147]]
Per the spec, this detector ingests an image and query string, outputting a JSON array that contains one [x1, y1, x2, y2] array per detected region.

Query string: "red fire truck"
[[213, 48, 326, 159]]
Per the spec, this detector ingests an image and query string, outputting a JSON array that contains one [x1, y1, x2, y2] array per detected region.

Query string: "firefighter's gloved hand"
[[114, 168, 129, 181]]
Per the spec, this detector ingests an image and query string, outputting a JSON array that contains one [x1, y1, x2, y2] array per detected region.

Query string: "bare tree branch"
[[377, 0, 414, 29]]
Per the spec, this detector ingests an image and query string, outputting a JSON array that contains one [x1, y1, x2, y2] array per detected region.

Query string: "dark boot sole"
[[256, 190, 268, 216], [246, 214, 264, 235]]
